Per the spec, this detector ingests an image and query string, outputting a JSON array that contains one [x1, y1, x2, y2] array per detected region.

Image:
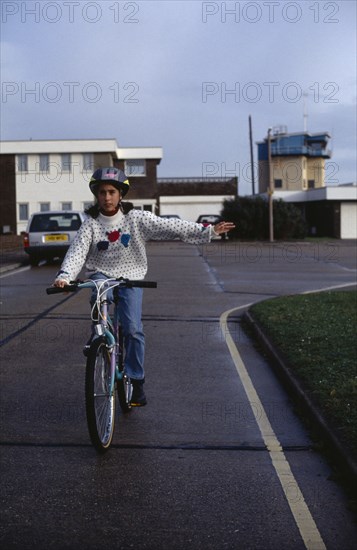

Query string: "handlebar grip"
[[46, 285, 78, 295], [127, 281, 157, 288]]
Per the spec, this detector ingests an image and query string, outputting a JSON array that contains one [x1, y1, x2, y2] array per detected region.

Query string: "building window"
[[144, 204, 152, 212], [62, 202, 72, 211], [125, 159, 146, 177], [83, 153, 93, 171], [39, 154, 50, 172], [308, 180, 315, 189], [19, 203, 29, 220], [40, 202, 50, 212], [17, 155, 28, 172], [274, 179, 283, 189], [61, 154, 71, 172]]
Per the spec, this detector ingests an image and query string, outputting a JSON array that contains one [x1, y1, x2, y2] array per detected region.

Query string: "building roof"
[[0, 139, 119, 155], [0, 140, 163, 161], [256, 130, 331, 144], [259, 186, 357, 202], [157, 177, 237, 196], [117, 147, 163, 161]]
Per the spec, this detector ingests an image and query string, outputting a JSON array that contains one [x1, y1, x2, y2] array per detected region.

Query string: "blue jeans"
[[89, 273, 145, 380]]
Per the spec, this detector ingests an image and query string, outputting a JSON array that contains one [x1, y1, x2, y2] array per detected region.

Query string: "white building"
[[157, 177, 237, 221], [261, 186, 357, 239], [0, 139, 163, 234]]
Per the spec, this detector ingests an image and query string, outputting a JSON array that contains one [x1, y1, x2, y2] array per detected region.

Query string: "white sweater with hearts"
[[56, 209, 212, 282]]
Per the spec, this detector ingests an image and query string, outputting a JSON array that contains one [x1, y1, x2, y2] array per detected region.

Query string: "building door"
[[341, 202, 357, 239]]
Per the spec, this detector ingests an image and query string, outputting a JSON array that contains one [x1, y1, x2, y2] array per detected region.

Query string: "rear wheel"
[[85, 338, 116, 452], [116, 326, 132, 413]]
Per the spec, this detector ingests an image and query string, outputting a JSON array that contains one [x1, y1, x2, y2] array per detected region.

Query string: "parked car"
[[196, 214, 227, 240], [23, 210, 86, 266]]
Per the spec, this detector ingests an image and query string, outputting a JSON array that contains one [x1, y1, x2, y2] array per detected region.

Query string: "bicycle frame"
[[78, 279, 125, 392]]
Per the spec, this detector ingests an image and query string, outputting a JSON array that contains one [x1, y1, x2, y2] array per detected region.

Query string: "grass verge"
[[250, 290, 357, 458]]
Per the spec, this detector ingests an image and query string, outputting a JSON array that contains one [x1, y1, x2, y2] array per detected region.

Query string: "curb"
[[0, 263, 24, 274], [243, 309, 357, 489]]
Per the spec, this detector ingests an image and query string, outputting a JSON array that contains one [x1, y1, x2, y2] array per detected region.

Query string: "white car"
[[196, 214, 227, 240], [23, 210, 86, 266]]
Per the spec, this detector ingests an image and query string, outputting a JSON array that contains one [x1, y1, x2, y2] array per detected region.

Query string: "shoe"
[[131, 378, 147, 407]]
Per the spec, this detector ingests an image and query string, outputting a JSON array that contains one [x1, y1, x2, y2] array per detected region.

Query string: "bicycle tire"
[[116, 326, 132, 413], [85, 337, 116, 452]]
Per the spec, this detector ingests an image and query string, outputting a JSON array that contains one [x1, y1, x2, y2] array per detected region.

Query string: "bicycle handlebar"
[[46, 279, 157, 295], [125, 281, 157, 289], [46, 285, 78, 294]]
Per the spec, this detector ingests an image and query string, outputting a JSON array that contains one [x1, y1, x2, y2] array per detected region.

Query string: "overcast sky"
[[1, 0, 356, 195]]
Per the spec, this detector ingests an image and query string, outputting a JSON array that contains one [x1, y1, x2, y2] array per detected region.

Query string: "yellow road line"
[[220, 305, 326, 550]]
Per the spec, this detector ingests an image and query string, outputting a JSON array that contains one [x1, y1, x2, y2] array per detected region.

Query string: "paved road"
[[0, 240, 356, 549]]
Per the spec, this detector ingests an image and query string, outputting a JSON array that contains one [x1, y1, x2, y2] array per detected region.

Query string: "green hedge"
[[222, 196, 308, 240]]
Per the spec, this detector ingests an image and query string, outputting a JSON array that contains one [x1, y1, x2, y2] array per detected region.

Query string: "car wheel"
[[29, 255, 39, 267]]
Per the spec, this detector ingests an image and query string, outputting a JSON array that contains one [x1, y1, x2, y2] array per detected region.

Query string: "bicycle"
[[46, 277, 157, 452]]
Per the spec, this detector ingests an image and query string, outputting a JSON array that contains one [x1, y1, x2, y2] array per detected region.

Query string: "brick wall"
[[0, 155, 17, 233], [114, 159, 160, 199], [0, 235, 23, 251]]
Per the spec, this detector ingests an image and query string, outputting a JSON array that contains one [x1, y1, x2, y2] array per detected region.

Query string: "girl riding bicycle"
[[53, 167, 235, 406]]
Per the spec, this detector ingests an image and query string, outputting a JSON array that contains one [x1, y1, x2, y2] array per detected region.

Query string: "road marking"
[[0, 266, 31, 279], [220, 304, 327, 550], [302, 281, 356, 294]]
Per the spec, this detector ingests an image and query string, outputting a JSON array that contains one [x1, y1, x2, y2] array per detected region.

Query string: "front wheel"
[[85, 338, 116, 452]]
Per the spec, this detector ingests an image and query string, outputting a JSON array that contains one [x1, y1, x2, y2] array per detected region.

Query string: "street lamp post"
[[267, 128, 274, 242]]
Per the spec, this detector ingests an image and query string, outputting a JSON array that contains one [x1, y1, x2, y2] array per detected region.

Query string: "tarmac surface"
[[0, 240, 356, 549]]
